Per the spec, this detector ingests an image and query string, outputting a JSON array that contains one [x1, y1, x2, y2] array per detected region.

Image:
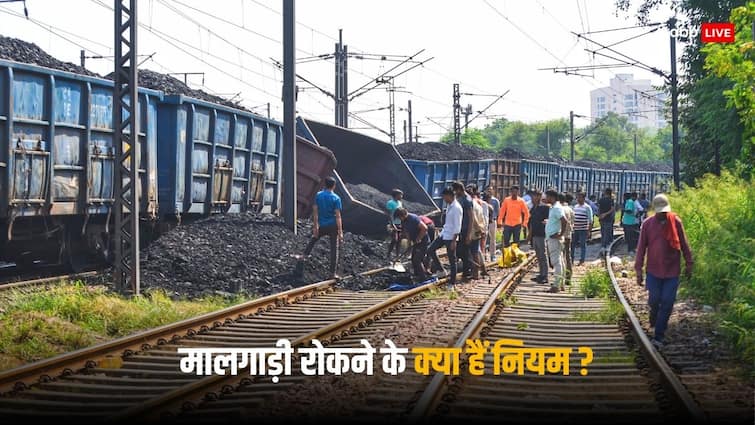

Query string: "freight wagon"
[[405, 159, 490, 207], [400, 149, 674, 212], [157, 95, 281, 218], [0, 59, 162, 266], [0, 59, 284, 267]]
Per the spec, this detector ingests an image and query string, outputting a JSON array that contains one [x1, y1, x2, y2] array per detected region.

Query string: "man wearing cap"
[[635, 194, 694, 349], [299, 176, 343, 279]]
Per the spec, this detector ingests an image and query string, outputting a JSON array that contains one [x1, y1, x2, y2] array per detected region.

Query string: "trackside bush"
[[667, 172, 755, 367]]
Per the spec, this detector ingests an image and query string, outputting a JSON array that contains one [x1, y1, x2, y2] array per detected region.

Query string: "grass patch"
[[667, 172, 755, 368], [572, 299, 626, 324], [579, 268, 614, 299], [424, 286, 458, 300], [0, 282, 249, 371]]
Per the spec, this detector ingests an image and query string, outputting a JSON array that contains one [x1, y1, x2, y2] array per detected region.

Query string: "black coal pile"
[[499, 147, 565, 163], [139, 213, 392, 297], [133, 69, 248, 111], [397, 142, 495, 161], [345, 183, 435, 216], [0, 35, 98, 77]]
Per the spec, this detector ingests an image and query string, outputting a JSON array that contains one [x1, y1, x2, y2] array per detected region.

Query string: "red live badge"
[[701, 23, 735, 43]]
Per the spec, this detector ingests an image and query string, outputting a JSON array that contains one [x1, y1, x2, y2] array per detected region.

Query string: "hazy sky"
[[0, 0, 680, 140]]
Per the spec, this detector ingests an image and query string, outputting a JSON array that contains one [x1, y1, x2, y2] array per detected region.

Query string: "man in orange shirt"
[[498, 185, 530, 247]]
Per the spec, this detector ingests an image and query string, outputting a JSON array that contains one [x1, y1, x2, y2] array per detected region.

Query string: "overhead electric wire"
[[90, 0, 280, 102]]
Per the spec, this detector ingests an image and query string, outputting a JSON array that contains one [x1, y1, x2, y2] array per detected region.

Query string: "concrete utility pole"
[[453, 83, 461, 145], [113, 0, 140, 295], [546, 124, 551, 156], [634, 132, 638, 163], [403, 119, 407, 143], [668, 17, 681, 189], [282, 0, 297, 233], [334, 29, 348, 127], [569, 110, 575, 162], [407, 100, 413, 143], [463, 104, 473, 129]]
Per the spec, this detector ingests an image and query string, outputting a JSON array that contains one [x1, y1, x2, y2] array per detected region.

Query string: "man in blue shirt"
[[386, 189, 404, 260], [299, 176, 343, 279], [622, 192, 639, 255]]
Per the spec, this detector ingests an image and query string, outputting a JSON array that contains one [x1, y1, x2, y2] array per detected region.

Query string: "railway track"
[[0, 271, 99, 294], [405, 236, 709, 423], [0, 256, 520, 421]]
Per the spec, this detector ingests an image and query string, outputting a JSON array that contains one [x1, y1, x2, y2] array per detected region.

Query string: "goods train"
[[0, 58, 672, 267], [0, 59, 281, 268], [406, 158, 672, 207]]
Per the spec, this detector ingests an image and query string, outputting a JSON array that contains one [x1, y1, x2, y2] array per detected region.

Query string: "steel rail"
[[111, 259, 492, 421], [0, 271, 99, 292], [0, 266, 391, 394], [408, 255, 535, 418], [605, 236, 706, 422]]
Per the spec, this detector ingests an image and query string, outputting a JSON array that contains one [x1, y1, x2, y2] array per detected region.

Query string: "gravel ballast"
[[138, 213, 396, 297]]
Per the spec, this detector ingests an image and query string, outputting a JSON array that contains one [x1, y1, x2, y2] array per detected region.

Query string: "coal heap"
[[139, 213, 393, 297], [0, 35, 98, 77], [396, 142, 496, 161], [345, 183, 435, 216], [135, 69, 248, 111]]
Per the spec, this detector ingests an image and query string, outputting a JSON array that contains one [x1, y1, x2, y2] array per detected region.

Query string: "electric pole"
[[415, 124, 419, 143], [669, 17, 680, 189], [377, 77, 396, 144], [407, 100, 413, 143], [546, 124, 551, 156], [282, 0, 297, 232], [634, 132, 638, 164], [113, 0, 140, 295], [453, 83, 461, 145], [569, 110, 575, 162], [463, 104, 473, 129], [334, 29, 348, 127], [80, 49, 85, 67], [403, 120, 407, 143]]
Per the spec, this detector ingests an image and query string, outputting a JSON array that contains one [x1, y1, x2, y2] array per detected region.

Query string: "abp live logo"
[[701, 23, 735, 43], [669, 23, 735, 43]]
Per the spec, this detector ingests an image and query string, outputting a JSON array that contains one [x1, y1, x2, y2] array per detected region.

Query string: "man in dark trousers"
[[298, 176, 343, 279], [395, 208, 430, 280], [426, 187, 462, 289], [597, 188, 616, 253], [635, 194, 694, 349], [452, 181, 475, 280], [527, 190, 551, 284]]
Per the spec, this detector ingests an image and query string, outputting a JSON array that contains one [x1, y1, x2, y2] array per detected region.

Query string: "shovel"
[[388, 247, 412, 273]]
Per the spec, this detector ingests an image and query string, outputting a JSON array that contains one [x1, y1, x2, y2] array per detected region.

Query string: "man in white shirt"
[[426, 187, 462, 288]]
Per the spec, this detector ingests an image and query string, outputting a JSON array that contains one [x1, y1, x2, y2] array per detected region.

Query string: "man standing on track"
[[635, 194, 694, 349], [622, 192, 639, 255], [571, 192, 593, 266], [298, 176, 343, 279], [598, 188, 616, 253], [483, 187, 500, 262], [544, 189, 567, 293], [561, 193, 575, 285], [498, 185, 530, 248], [395, 208, 430, 280], [452, 181, 475, 280], [527, 190, 550, 284], [386, 189, 404, 260], [426, 187, 462, 289]]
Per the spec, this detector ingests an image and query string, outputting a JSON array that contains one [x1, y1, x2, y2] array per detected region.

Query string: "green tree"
[[615, 0, 748, 182], [440, 128, 495, 150], [702, 3, 755, 178]]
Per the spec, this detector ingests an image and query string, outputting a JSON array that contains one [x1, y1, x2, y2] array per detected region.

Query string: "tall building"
[[590, 74, 667, 130]]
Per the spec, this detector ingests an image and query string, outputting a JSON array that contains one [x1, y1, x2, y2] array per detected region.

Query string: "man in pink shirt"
[[635, 194, 694, 349]]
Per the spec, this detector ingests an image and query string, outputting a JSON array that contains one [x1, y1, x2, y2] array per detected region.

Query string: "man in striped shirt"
[[571, 192, 594, 265]]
